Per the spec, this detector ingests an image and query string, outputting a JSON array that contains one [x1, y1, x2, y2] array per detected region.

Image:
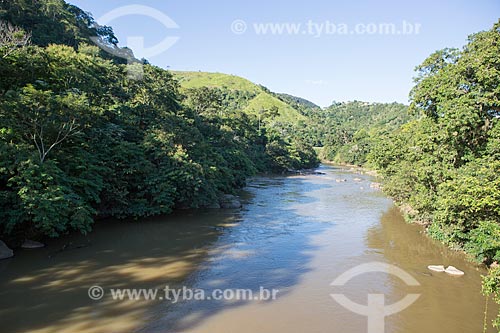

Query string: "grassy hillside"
[[173, 71, 262, 94], [172, 71, 306, 124], [243, 92, 306, 123]]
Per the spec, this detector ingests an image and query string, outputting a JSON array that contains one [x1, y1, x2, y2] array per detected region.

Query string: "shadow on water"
[[0, 211, 238, 333], [140, 176, 332, 332], [0, 174, 331, 333]]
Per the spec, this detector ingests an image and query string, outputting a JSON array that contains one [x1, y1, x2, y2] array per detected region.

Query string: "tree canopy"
[[0, 0, 319, 241]]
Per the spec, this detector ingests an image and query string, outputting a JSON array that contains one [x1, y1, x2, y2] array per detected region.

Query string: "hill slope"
[[172, 71, 306, 123], [275, 93, 321, 110]]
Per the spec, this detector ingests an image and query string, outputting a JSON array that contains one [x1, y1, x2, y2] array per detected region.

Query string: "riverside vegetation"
[[0, 0, 319, 242], [1, 0, 500, 330]]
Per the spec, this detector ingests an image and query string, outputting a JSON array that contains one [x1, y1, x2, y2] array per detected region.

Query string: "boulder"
[[21, 240, 45, 249], [221, 200, 242, 209], [220, 194, 242, 209], [206, 202, 221, 209], [427, 265, 464, 276], [445, 266, 464, 276], [428, 265, 445, 272], [0, 240, 13, 260]]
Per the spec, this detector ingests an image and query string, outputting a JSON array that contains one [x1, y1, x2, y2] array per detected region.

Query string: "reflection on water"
[[0, 165, 496, 333]]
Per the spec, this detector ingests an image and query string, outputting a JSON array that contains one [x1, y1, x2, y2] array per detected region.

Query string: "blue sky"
[[69, 0, 500, 107]]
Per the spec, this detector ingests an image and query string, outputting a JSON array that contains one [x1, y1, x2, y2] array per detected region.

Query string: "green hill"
[[173, 71, 261, 94], [172, 71, 306, 124], [243, 92, 306, 123]]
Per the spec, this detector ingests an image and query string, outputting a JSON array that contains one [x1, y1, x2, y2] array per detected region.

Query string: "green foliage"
[[0, 0, 119, 50], [483, 265, 500, 329], [173, 71, 262, 94], [432, 158, 500, 244], [11, 160, 96, 237], [275, 93, 321, 111], [373, 20, 500, 243], [466, 221, 500, 265], [174, 72, 320, 172], [0, 1, 319, 241], [173, 71, 307, 125], [243, 92, 306, 124], [316, 101, 411, 165], [368, 20, 500, 330], [265, 137, 319, 172]]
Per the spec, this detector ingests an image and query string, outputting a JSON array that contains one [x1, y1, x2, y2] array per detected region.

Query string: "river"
[[0, 164, 495, 332]]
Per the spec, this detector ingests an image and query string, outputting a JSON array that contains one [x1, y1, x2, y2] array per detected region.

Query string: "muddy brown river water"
[[0, 165, 496, 332]]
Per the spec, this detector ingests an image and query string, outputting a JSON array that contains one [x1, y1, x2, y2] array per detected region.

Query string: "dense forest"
[[310, 101, 411, 165], [1, 0, 500, 330], [0, 0, 318, 242]]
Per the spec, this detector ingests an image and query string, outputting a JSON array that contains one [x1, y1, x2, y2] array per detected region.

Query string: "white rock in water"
[[445, 266, 464, 276], [428, 265, 446, 272]]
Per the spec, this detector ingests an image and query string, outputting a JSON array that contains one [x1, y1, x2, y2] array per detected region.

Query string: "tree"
[[185, 87, 223, 117], [369, 20, 500, 330], [0, 20, 31, 58]]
